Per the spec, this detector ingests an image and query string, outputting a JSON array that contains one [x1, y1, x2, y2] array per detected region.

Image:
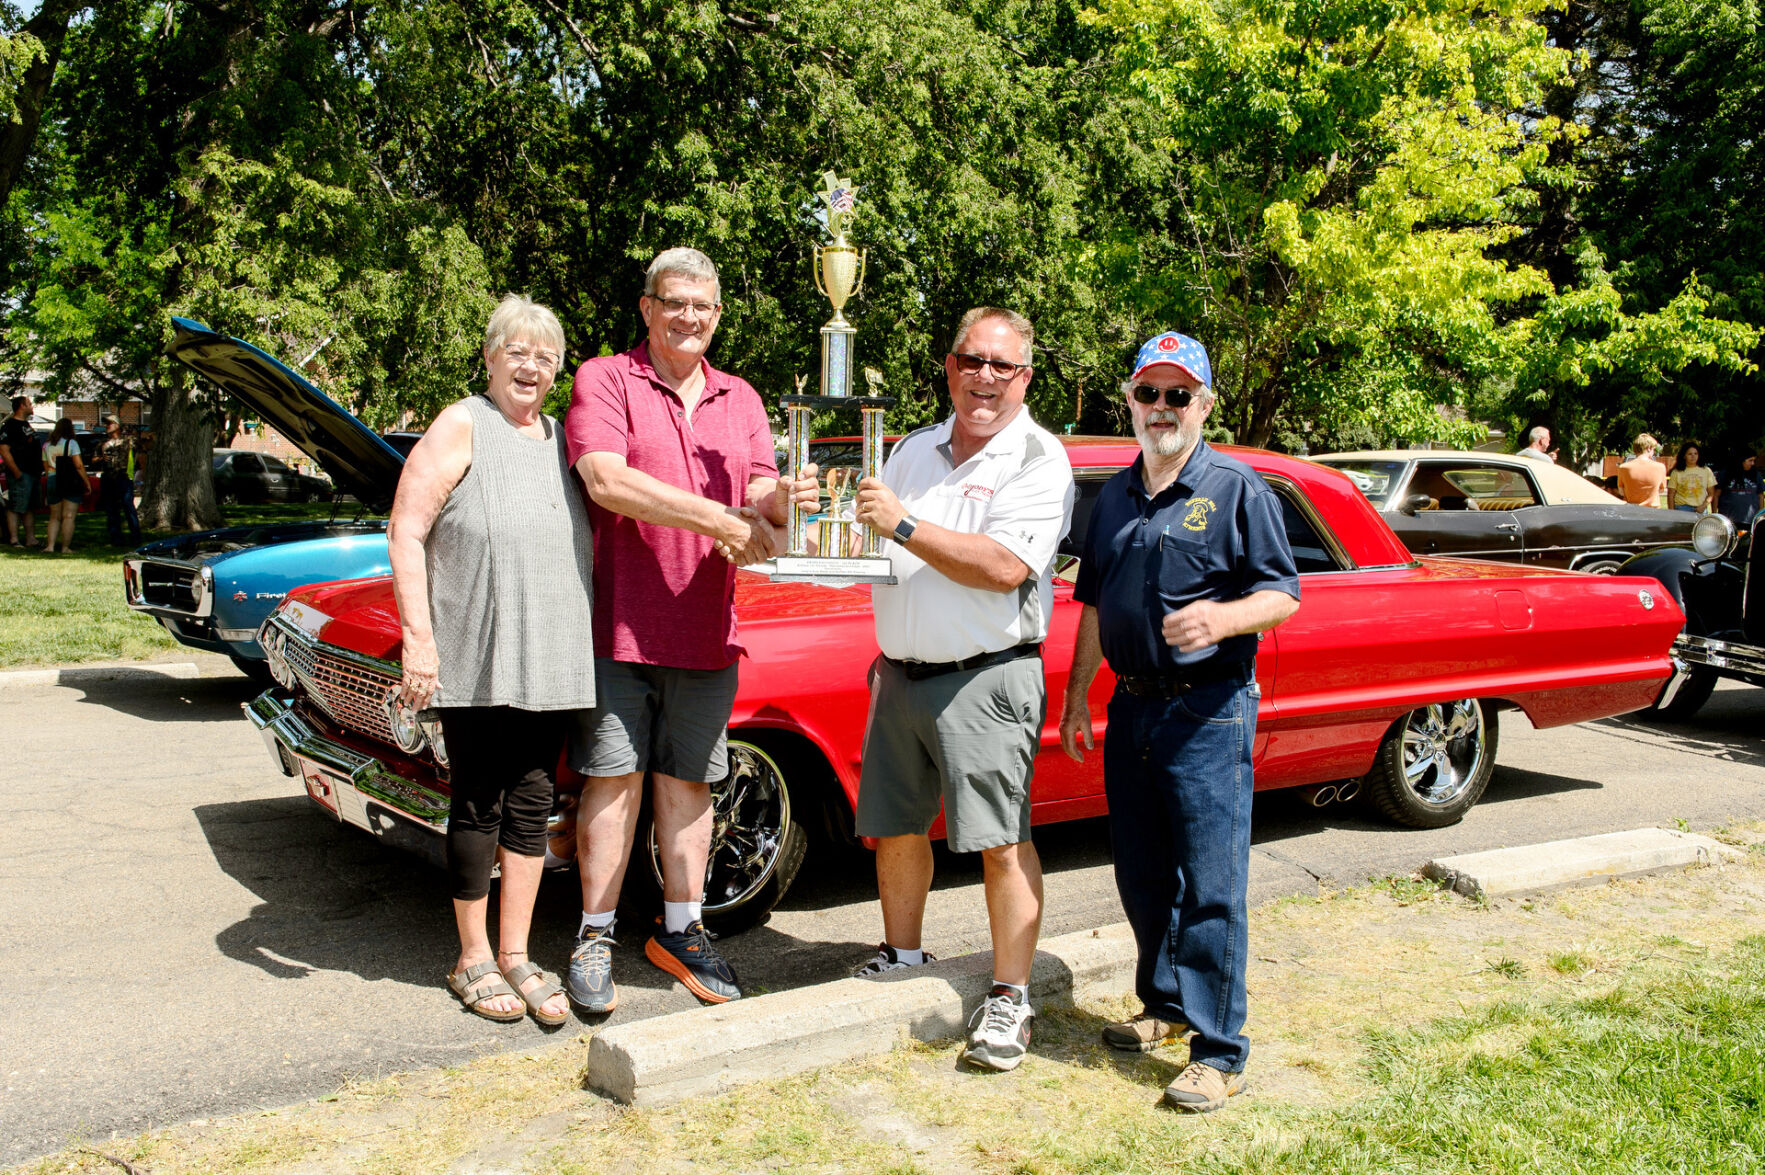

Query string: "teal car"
[[123, 318, 409, 681]]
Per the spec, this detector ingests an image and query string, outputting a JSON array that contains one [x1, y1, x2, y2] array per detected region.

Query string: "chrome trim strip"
[[244, 692, 449, 828], [1656, 656, 1691, 709]]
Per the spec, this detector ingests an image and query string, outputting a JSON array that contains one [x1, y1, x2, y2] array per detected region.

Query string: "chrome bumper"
[[1674, 633, 1765, 683], [244, 692, 449, 856]]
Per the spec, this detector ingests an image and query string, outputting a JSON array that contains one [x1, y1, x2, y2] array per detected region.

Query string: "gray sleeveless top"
[[427, 394, 596, 710]]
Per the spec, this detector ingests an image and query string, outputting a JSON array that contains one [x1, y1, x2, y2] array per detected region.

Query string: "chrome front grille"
[[127, 559, 210, 615], [282, 634, 399, 748]]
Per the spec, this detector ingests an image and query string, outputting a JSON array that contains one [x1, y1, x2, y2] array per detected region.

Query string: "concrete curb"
[[1423, 827, 1747, 900], [0, 661, 203, 689], [585, 922, 1137, 1106]]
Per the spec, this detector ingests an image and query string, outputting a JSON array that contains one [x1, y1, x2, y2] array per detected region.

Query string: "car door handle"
[[1494, 523, 1520, 532]]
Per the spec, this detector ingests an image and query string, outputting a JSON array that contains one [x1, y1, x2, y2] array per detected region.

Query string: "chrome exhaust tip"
[[1301, 783, 1338, 808]]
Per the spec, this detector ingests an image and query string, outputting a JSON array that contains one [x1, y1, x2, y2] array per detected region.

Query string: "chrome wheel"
[[647, 740, 797, 917], [1365, 698, 1499, 828], [1400, 701, 1485, 806]]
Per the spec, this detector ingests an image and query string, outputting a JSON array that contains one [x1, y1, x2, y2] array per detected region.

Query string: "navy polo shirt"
[[1074, 442, 1300, 676]]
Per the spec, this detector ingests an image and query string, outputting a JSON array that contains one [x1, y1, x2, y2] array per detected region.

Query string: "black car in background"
[[210, 449, 334, 503], [1618, 514, 1762, 718]]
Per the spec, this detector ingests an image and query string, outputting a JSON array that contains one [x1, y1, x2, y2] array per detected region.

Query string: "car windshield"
[[1319, 460, 1408, 508]]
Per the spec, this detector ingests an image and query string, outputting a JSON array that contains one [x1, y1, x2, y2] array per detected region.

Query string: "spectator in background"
[[100, 417, 142, 545], [2, 395, 43, 548], [1617, 434, 1668, 507], [1515, 425, 1554, 461], [1667, 441, 1715, 513], [43, 418, 91, 554], [1715, 451, 1764, 528]]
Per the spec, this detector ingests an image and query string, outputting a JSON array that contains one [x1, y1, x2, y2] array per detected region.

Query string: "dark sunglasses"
[[950, 352, 1032, 379], [1129, 384, 1196, 408]]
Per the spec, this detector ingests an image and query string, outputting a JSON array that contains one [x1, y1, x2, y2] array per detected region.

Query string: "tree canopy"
[[2, 0, 1762, 527]]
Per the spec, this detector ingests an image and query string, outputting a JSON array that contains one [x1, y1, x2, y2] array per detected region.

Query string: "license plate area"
[[300, 763, 368, 828]]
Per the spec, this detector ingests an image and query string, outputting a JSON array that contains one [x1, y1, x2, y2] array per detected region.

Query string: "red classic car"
[[244, 439, 1685, 930]]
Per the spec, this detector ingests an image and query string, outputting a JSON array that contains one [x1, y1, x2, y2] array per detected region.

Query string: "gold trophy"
[[772, 171, 897, 585]]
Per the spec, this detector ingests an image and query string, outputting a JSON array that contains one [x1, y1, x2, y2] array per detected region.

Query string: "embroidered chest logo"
[[960, 482, 995, 501], [1181, 497, 1216, 533]]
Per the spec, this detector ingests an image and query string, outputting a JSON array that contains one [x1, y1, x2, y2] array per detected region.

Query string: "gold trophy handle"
[[812, 248, 828, 300], [854, 249, 867, 299]]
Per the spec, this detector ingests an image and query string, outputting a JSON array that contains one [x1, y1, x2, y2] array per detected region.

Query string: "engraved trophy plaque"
[[771, 171, 897, 585]]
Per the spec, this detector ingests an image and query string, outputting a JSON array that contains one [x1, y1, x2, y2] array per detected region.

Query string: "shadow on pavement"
[[71, 670, 260, 724]]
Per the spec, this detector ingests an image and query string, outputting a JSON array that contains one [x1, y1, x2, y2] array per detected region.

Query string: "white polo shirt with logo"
[[872, 409, 1076, 663]]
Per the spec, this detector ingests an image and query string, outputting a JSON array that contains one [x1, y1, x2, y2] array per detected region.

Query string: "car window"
[[234, 453, 264, 473], [1271, 486, 1344, 574], [1317, 460, 1408, 508], [1060, 471, 1116, 559], [212, 455, 229, 471], [1429, 464, 1540, 509], [263, 456, 293, 474]]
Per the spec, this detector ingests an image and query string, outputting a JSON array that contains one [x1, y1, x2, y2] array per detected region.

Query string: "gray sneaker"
[[853, 943, 938, 977], [566, 924, 617, 1013], [961, 986, 1034, 1072]]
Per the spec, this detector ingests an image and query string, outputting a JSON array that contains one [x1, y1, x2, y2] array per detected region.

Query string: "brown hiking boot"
[[1162, 1062, 1248, 1112], [1100, 1011, 1188, 1052]]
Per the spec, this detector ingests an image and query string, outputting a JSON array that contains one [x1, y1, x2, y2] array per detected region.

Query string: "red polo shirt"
[[565, 343, 778, 670]]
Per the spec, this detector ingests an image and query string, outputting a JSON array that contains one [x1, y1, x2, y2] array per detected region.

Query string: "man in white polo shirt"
[[849, 306, 1075, 1072]]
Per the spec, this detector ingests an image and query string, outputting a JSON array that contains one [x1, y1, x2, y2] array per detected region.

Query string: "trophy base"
[[767, 555, 897, 586]]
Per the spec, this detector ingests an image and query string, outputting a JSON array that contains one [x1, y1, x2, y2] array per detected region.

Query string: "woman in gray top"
[[389, 294, 596, 1026]]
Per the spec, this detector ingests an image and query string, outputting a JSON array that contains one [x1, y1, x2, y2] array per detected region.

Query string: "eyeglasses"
[[950, 352, 1031, 379], [650, 296, 720, 317], [1129, 384, 1197, 408], [502, 346, 561, 372]]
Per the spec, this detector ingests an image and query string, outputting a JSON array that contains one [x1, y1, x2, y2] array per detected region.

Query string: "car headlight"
[[382, 688, 428, 754], [1692, 513, 1737, 560], [259, 623, 296, 689], [418, 712, 449, 768]]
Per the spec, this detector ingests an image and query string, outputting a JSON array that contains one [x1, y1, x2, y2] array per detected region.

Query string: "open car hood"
[[167, 317, 404, 513]]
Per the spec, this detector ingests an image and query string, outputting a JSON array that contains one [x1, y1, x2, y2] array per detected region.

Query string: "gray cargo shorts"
[[568, 659, 739, 784], [855, 652, 1044, 852]]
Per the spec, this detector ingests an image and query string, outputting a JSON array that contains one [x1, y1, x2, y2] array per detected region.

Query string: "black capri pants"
[[439, 705, 566, 901]]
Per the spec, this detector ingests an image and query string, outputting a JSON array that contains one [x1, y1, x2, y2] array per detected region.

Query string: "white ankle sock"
[[579, 909, 616, 936], [993, 980, 1029, 1003], [889, 945, 925, 965], [663, 900, 701, 934]]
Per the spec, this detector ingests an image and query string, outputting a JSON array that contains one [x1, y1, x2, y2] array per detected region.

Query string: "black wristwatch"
[[892, 514, 918, 545]]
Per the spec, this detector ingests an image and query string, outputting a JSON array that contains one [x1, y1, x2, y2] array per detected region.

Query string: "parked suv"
[[211, 449, 334, 503]]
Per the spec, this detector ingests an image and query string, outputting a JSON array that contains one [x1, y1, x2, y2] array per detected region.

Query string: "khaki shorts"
[[568, 659, 739, 784], [855, 654, 1044, 852]]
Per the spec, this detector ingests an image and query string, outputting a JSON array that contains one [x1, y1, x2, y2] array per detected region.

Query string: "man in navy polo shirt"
[[1058, 330, 1299, 1113]]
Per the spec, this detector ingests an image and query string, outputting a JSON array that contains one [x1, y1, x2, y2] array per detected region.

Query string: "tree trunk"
[[139, 364, 223, 531], [0, 0, 83, 208]]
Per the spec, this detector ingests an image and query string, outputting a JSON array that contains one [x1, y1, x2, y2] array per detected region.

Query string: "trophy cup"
[[771, 171, 898, 585]]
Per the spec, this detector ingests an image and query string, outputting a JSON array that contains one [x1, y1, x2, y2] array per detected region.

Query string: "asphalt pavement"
[[5, 664, 1765, 1166]]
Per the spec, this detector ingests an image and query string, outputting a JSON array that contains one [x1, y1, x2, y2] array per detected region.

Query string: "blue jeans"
[[102, 472, 140, 543], [1103, 671, 1257, 1073], [1673, 504, 1699, 512]]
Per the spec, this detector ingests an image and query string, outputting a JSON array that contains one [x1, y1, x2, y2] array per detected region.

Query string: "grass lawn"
[[18, 826, 1765, 1175], [1, 501, 343, 668]]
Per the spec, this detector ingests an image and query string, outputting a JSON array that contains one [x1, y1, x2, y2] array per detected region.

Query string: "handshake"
[[710, 462, 905, 565]]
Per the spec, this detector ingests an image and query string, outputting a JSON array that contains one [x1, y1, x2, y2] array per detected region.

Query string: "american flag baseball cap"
[[1131, 331, 1212, 388]]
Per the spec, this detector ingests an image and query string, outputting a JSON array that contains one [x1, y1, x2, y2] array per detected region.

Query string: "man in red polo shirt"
[[563, 247, 817, 1011]]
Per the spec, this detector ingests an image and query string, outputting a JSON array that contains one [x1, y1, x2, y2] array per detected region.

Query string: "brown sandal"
[[447, 960, 524, 1022], [503, 960, 570, 1026]]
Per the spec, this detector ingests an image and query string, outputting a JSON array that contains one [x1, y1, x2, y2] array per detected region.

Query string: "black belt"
[[1114, 659, 1252, 698], [886, 642, 1042, 682]]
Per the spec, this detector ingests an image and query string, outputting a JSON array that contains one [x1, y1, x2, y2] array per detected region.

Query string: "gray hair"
[[952, 307, 1035, 366], [484, 294, 565, 358], [644, 247, 722, 302], [1528, 425, 1550, 445]]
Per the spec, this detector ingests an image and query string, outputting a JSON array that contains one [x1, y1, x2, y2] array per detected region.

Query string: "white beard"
[[1134, 409, 1199, 458]]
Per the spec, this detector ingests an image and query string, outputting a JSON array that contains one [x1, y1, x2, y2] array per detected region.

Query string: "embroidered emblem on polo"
[[1182, 497, 1216, 532], [961, 482, 995, 501]]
